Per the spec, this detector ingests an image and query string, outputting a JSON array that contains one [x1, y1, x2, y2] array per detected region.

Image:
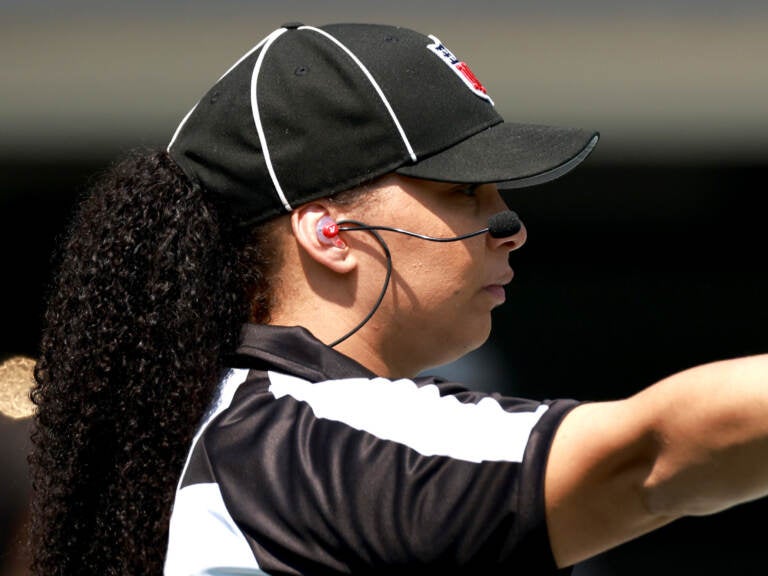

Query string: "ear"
[[291, 204, 356, 274]]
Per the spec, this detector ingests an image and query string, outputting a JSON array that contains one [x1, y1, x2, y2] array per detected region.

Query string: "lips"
[[483, 284, 507, 301], [483, 270, 514, 301]]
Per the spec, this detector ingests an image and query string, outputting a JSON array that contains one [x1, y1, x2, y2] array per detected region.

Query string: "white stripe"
[[251, 27, 292, 211], [216, 35, 272, 83], [164, 483, 263, 576], [175, 368, 250, 491], [299, 25, 417, 163], [167, 34, 273, 152], [166, 368, 257, 575], [268, 371, 548, 463], [167, 102, 199, 152]]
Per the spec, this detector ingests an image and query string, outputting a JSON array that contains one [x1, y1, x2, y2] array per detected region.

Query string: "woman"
[[30, 22, 768, 576]]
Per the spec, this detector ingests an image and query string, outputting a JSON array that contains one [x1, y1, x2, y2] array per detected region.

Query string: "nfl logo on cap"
[[426, 35, 494, 105]]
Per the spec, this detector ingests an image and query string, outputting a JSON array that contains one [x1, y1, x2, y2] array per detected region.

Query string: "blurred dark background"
[[2, 1, 767, 574]]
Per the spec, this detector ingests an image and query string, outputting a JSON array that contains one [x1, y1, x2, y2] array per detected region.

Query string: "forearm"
[[641, 353, 768, 516], [545, 353, 768, 567]]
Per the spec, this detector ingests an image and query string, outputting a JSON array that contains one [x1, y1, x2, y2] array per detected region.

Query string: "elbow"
[[641, 442, 754, 519], [637, 432, 714, 519]]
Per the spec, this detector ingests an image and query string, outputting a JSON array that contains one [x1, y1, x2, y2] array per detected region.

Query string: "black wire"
[[327, 220, 393, 348], [327, 220, 496, 347], [337, 223, 489, 242]]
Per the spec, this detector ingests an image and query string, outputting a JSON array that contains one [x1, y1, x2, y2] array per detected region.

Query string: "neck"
[[266, 310, 401, 378]]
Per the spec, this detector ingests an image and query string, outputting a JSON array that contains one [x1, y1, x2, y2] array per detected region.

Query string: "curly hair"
[[28, 150, 277, 575]]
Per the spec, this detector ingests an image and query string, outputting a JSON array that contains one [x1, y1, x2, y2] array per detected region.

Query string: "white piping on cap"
[[170, 24, 419, 215], [300, 25, 417, 164], [253, 25, 417, 214], [251, 27, 292, 212], [167, 34, 273, 152], [166, 103, 199, 152]]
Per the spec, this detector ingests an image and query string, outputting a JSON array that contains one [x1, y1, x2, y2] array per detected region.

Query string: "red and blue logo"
[[426, 35, 494, 105]]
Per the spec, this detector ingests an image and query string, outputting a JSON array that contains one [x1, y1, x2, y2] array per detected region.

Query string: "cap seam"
[[299, 25, 417, 164], [251, 27, 292, 212], [168, 34, 273, 153]]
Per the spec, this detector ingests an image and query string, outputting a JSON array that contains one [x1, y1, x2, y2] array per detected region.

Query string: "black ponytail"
[[29, 150, 276, 575]]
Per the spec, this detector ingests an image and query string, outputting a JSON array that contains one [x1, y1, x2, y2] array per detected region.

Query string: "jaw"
[[355, 309, 494, 379]]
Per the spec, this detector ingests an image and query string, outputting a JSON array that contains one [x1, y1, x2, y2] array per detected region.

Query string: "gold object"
[[0, 355, 36, 419]]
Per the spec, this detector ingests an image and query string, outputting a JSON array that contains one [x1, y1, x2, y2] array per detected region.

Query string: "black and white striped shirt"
[[165, 324, 577, 575]]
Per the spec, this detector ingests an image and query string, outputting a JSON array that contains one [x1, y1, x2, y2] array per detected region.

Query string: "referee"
[[28, 22, 768, 576]]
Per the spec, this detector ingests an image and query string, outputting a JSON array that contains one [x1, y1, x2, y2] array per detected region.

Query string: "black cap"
[[168, 23, 599, 226]]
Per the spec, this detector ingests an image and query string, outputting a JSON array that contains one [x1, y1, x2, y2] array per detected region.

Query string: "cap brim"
[[396, 122, 599, 188]]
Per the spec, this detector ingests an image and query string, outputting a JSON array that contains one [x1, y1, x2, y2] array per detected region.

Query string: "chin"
[[468, 316, 494, 349]]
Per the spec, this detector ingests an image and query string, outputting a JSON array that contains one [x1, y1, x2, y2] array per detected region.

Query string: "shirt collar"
[[231, 323, 377, 382]]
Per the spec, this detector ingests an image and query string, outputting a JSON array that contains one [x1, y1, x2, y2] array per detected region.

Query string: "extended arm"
[[544, 353, 768, 567]]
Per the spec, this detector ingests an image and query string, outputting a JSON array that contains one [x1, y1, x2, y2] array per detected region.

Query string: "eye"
[[457, 184, 479, 197]]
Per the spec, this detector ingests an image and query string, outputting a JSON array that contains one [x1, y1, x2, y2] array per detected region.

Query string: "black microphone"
[[487, 210, 522, 238], [336, 210, 521, 242], [324, 210, 523, 348]]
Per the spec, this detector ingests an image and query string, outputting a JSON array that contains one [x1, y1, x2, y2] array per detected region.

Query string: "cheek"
[[382, 248, 493, 364], [408, 247, 478, 305]]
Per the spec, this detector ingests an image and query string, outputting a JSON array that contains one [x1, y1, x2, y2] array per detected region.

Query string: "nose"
[[487, 218, 527, 252], [484, 186, 526, 251]]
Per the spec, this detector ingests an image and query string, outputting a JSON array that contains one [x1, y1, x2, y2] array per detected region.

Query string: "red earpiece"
[[317, 217, 345, 248]]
